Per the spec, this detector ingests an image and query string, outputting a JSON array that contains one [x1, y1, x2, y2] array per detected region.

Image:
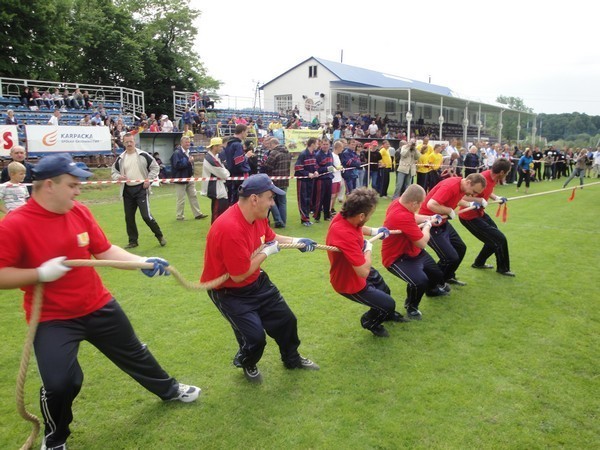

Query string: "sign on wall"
[[25, 125, 112, 154], [0, 125, 19, 157]]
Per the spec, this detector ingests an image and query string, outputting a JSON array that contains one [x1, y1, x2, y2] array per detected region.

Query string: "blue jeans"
[[393, 172, 413, 199], [270, 189, 288, 227]]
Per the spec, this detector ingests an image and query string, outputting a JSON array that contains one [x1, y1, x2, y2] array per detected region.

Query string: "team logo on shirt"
[[77, 232, 89, 247]]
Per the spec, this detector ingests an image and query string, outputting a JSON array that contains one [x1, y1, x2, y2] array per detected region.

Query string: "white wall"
[[262, 59, 337, 124]]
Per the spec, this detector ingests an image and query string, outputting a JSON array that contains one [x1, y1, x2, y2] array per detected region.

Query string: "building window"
[[385, 100, 396, 115], [358, 96, 369, 112], [337, 93, 351, 111], [424, 105, 432, 120], [308, 65, 318, 78], [275, 95, 292, 115]]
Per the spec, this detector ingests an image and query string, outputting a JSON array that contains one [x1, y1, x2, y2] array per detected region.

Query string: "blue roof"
[[261, 57, 454, 97]]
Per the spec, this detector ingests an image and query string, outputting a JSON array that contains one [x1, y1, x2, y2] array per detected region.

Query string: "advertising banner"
[[283, 129, 322, 151], [0, 125, 19, 157], [25, 125, 112, 154]]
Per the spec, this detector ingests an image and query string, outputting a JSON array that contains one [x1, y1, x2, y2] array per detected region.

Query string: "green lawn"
[[1, 176, 598, 449]]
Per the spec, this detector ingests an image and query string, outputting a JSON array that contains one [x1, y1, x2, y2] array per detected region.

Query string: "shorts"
[[331, 181, 341, 195]]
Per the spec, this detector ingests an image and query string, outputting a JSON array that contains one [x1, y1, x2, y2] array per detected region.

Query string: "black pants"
[[296, 179, 314, 223], [340, 268, 396, 330], [210, 197, 229, 223], [460, 214, 511, 273], [387, 249, 444, 309], [379, 168, 391, 196], [313, 177, 332, 221], [207, 272, 301, 368], [427, 222, 466, 281], [517, 169, 531, 188], [35, 299, 178, 447], [226, 179, 243, 206], [123, 184, 163, 244]]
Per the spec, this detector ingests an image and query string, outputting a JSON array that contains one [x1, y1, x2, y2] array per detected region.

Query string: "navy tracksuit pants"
[[207, 271, 302, 369], [386, 249, 445, 309], [297, 179, 314, 223], [460, 213, 511, 273], [427, 222, 467, 281], [340, 268, 396, 330]]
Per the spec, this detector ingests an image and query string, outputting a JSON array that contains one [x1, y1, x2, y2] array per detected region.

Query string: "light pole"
[[477, 119, 483, 142], [406, 110, 413, 141], [498, 122, 504, 145], [462, 117, 469, 149], [438, 115, 444, 140]]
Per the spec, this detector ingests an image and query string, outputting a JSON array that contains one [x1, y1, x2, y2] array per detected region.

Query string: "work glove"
[[498, 197, 508, 204], [141, 257, 170, 277], [371, 226, 390, 239], [259, 241, 280, 257], [292, 238, 317, 252], [448, 209, 456, 220], [37, 256, 71, 282], [430, 214, 443, 225], [363, 240, 373, 253]]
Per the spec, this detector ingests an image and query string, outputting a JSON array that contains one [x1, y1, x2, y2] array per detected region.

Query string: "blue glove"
[[431, 214, 443, 225], [377, 227, 390, 239], [469, 201, 483, 210], [295, 238, 317, 252], [141, 257, 170, 277], [499, 197, 508, 204]]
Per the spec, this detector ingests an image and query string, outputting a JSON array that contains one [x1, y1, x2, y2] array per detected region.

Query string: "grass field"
[[0, 173, 599, 449]]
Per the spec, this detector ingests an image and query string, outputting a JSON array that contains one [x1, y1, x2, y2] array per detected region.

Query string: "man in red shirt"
[[382, 185, 447, 320], [459, 158, 514, 276], [418, 173, 487, 286], [326, 187, 407, 338], [0, 153, 199, 450], [201, 174, 319, 383]]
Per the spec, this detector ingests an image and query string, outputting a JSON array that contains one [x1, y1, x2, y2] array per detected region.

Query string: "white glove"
[[363, 240, 373, 253], [422, 220, 432, 229], [37, 256, 71, 282], [480, 199, 488, 208], [260, 241, 280, 257], [430, 214, 443, 225], [448, 209, 456, 219]]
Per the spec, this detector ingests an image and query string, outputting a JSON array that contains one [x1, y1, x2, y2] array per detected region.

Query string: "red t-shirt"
[[326, 213, 367, 294], [0, 199, 113, 322], [382, 200, 423, 267], [419, 176, 464, 224], [460, 170, 495, 220], [200, 203, 276, 289]]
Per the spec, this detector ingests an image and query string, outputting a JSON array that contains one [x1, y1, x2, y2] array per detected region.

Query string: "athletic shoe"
[[406, 307, 423, 320], [176, 217, 185, 221], [447, 278, 467, 286], [243, 365, 263, 383], [426, 286, 450, 297], [385, 311, 410, 323], [298, 356, 320, 370], [41, 438, 67, 450], [195, 213, 208, 220], [324, 217, 332, 221], [158, 237, 167, 246], [125, 242, 138, 249], [232, 349, 243, 368], [274, 223, 285, 228], [169, 383, 201, 403], [472, 263, 494, 269], [368, 324, 390, 337], [302, 221, 313, 227], [498, 270, 516, 277], [441, 283, 451, 293]]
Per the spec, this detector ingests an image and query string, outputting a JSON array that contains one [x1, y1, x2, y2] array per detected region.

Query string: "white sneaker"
[[41, 438, 67, 450], [170, 383, 201, 403]]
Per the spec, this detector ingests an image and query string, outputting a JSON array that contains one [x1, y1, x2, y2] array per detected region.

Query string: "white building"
[[260, 56, 535, 143]]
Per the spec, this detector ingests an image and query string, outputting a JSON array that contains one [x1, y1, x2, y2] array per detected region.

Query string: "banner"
[[25, 125, 112, 154], [0, 125, 19, 157], [283, 129, 322, 151]]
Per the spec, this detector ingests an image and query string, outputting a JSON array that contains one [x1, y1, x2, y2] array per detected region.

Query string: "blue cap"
[[238, 173, 285, 197], [32, 153, 93, 180]]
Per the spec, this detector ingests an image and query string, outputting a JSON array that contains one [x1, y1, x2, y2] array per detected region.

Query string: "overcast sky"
[[192, 0, 600, 116]]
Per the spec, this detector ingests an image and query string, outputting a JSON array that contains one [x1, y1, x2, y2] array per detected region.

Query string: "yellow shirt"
[[380, 148, 392, 169], [428, 152, 443, 171], [416, 146, 433, 173]]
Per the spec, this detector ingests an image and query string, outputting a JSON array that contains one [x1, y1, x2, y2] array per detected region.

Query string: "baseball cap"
[[208, 137, 223, 147], [238, 173, 285, 197], [33, 153, 93, 180]]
